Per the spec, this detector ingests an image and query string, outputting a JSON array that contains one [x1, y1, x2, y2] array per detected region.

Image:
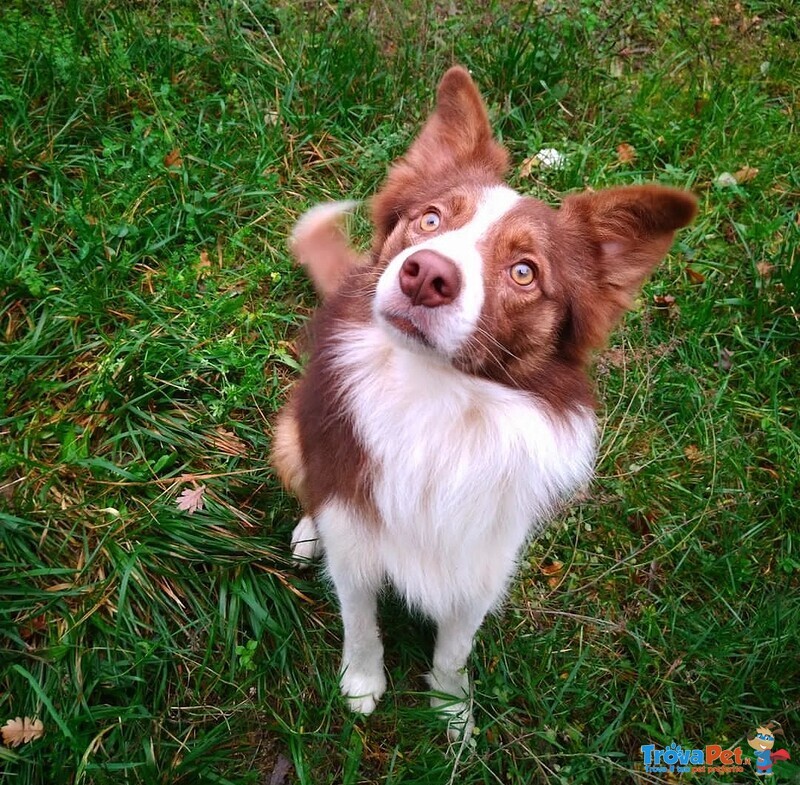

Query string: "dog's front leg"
[[335, 577, 386, 714], [319, 506, 386, 714], [428, 604, 487, 741]]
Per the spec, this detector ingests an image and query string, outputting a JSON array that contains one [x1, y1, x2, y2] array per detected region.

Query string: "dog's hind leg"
[[271, 401, 322, 567], [290, 515, 321, 565]]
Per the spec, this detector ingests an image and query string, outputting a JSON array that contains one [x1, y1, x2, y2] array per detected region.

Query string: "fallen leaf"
[[539, 560, 564, 577], [269, 754, 293, 785], [685, 267, 706, 284], [628, 511, 655, 540], [197, 249, 212, 280], [710, 15, 722, 26], [177, 485, 206, 514], [734, 165, 759, 184], [1, 717, 44, 747], [19, 613, 48, 642], [653, 294, 676, 309], [616, 143, 636, 164], [684, 444, 704, 462], [209, 427, 248, 457], [601, 346, 626, 369], [756, 261, 775, 278], [164, 148, 183, 169], [717, 347, 733, 371], [519, 156, 536, 178]]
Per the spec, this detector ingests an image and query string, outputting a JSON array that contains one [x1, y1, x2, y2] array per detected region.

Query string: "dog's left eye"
[[420, 211, 441, 232], [509, 261, 537, 287]]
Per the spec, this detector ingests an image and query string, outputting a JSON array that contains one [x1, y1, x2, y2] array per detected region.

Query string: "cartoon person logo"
[[747, 722, 791, 777]]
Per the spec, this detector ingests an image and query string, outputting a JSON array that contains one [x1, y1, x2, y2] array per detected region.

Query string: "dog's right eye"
[[420, 211, 441, 232]]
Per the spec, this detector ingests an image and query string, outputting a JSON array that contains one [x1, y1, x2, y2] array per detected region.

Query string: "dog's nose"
[[398, 250, 461, 307]]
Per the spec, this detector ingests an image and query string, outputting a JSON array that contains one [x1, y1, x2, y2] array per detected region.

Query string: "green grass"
[[1, 1, 798, 783]]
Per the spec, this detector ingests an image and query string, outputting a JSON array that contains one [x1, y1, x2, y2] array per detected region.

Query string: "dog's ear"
[[558, 185, 697, 357], [372, 67, 508, 243], [401, 67, 507, 176]]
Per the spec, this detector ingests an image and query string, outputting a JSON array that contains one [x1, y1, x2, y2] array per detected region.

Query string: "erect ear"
[[558, 185, 698, 355], [371, 67, 508, 243], [401, 67, 507, 175]]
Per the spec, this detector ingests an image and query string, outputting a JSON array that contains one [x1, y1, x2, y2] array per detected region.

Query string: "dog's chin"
[[378, 311, 454, 361], [380, 311, 431, 346]]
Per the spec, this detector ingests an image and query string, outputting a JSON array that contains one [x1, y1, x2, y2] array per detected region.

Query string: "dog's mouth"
[[380, 311, 432, 348]]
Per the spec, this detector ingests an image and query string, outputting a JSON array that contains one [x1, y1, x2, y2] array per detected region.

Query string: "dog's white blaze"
[[325, 323, 597, 621], [374, 185, 521, 355]]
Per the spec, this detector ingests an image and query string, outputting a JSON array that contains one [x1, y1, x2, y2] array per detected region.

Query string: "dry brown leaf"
[[197, 249, 212, 280], [176, 485, 206, 514], [19, 613, 48, 642], [209, 427, 248, 457], [616, 143, 636, 164], [601, 346, 626, 369], [2, 717, 44, 747], [734, 165, 759, 183], [717, 347, 734, 371], [539, 560, 563, 577], [756, 261, 775, 278], [684, 444, 704, 463], [653, 294, 676, 309], [685, 267, 706, 284], [519, 156, 536, 178], [164, 148, 183, 169], [628, 511, 655, 540]]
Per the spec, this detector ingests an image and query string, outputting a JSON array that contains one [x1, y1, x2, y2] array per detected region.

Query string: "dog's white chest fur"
[[327, 324, 597, 619]]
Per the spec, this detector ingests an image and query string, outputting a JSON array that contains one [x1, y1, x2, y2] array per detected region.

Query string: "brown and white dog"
[[272, 67, 696, 737]]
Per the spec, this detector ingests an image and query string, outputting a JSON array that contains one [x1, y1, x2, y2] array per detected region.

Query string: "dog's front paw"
[[427, 669, 475, 742], [341, 667, 387, 715], [291, 516, 321, 567], [430, 693, 475, 742]]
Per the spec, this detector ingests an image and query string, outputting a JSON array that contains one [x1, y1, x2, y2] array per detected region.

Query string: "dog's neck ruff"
[[324, 324, 597, 616]]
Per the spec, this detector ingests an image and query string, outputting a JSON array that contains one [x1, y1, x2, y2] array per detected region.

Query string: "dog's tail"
[[289, 201, 367, 299]]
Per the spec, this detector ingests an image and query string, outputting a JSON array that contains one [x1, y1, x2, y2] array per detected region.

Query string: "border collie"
[[272, 67, 696, 738]]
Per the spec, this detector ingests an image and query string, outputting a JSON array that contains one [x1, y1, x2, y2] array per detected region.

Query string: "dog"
[[271, 66, 697, 738]]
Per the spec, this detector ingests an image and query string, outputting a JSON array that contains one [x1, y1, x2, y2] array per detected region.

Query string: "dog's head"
[[371, 67, 697, 386]]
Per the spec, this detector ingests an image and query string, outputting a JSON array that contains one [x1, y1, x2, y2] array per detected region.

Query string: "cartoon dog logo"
[[747, 722, 791, 776]]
